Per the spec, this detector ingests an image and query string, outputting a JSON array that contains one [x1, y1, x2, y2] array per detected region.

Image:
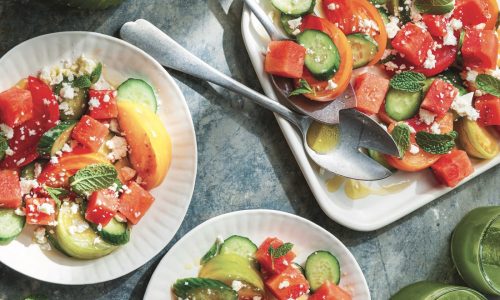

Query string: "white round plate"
[[0, 32, 197, 284], [144, 210, 371, 300]]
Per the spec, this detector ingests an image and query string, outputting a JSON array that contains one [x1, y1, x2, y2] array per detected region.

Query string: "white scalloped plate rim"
[[143, 209, 371, 300], [0, 31, 197, 285], [240, 1, 500, 231]]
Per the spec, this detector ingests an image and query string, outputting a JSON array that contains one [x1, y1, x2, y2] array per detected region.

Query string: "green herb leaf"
[[415, 131, 458, 154], [391, 123, 411, 158], [45, 187, 68, 207], [289, 79, 314, 96], [72, 75, 92, 89], [90, 63, 102, 84], [69, 164, 117, 196], [200, 238, 222, 265], [476, 74, 500, 97], [0, 134, 8, 161], [414, 0, 455, 14], [390, 71, 426, 92], [268, 242, 294, 270], [380, 54, 396, 64]]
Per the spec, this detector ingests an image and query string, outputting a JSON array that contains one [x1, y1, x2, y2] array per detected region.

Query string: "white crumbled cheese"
[[306, 48, 314, 55], [39, 202, 55, 215], [449, 19, 463, 30], [20, 178, 39, 196], [292, 29, 301, 35], [488, 68, 500, 80], [33, 227, 47, 244], [5, 147, 14, 156], [114, 214, 127, 223], [419, 109, 437, 125], [327, 3, 339, 10], [97, 223, 103, 231], [253, 297, 262, 300], [287, 17, 302, 31], [14, 207, 25, 216], [88, 97, 100, 109], [326, 79, 338, 91], [59, 101, 74, 116], [475, 23, 486, 30], [414, 21, 427, 30], [443, 27, 457, 46], [61, 143, 72, 152], [430, 122, 441, 134], [91, 76, 113, 90], [70, 202, 80, 214], [69, 218, 90, 235], [102, 94, 111, 103], [409, 144, 420, 154], [0, 123, 14, 139], [451, 92, 480, 121], [43, 98, 51, 106], [232, 280, 244, 292], [105, 136, 128, 162], [465, 70, 479, 83], [423, 50, 436, 69], [60, 82, 75, 99], [278, 280, 290, 289], [50, 156, 59, 164], [384, 61, 399, 71], [76, 54, 97, 75], [385, 16, 401, 39], [108, 119, 120, 133], [359, 18, 379, 33], [410, 1, 423, 22]]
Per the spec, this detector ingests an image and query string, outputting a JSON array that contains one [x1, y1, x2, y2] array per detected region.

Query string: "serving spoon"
[[243, 0, 356, 125], [120, 19, 398, 180]]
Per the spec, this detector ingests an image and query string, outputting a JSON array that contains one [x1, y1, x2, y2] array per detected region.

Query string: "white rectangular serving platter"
[[240, 0, 500, 231]]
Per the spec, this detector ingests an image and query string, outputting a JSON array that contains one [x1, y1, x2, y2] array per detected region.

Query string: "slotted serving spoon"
[[120, 19, 399, 180], [244, 0, 355, 125]]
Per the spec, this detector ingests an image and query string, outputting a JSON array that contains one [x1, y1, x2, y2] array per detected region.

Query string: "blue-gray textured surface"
[[0, 1, 499, 299]]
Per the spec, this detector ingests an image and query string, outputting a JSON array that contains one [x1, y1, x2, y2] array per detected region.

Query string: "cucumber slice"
[[297, 30, 341, 80], [56, 202, 117, 259], [45, 227, 71, 256], [117, 78, 157, 112], [37, 120, 77, 157], [347, 33, 379, 69], [219, 235, 257, 260], [385, 88, 422, 121], [305, 250, 341, 291], [280, 13, 302, 37], [201, 238, 223, 265], [0, 209, 25, 245], [172, 278, 237, 300], [368, 149, 395, 170], [271, 0, 315, 16], [96, 218, 130, 246], [60, 88, 88, 121]]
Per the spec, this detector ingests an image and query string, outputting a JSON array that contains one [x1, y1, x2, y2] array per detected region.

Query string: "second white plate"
[[144, 209, 370, 300], [240, 1, 500, 231]]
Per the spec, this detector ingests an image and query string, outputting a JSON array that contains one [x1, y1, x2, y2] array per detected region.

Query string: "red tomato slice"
[[420, 79, 459, 116], [0, 170, 21, 208], [431, 149, 474, 187], [475, 94, 500, 126], [255, 237, 296, 276], [265, 266, 310, 300], [354, 72, 390, 115], [0, 87, 33, 128], [265, 41, 306, 79], [296, 15, 353, 101], [391, 23, 434, 67], [71, 115, 109, 152], [25, 197, 56, 225], [322, 0, 387, 64], [462, 29, 498, 70], [309, 281, 352, 300], [0, 77, 59, 169], [88, 90, 119, 120], [411, 45, 458, 77], [118, 181, 154, 225], [85, 189, 119, 226]]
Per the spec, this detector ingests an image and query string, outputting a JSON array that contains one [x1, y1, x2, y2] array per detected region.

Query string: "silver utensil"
[[120, 19, 398, 180], [244, 0, 356, 125]]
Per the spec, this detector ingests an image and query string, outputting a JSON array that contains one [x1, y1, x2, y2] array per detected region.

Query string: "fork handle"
[[120, 19, 301, 126]]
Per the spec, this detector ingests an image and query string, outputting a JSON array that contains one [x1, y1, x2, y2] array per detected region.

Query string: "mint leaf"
[[289, 79, 314, 96], [415, 0, 455, 14], [390, 71, 426, 92], [416, 131, 458, 154], [476, 74, 500, 97], [391, 123, 411, 157], [268, 242, 294, 258], [69, 164, 117, 196], [45, 187, 68, 207], [0, 134, 8, 160], [72, 75, 92, 89], [200, 238, 222, 265], [90, 63, 102, 84]]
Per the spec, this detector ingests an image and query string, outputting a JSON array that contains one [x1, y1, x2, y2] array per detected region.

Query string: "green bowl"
[[51, 0, 124, 9]]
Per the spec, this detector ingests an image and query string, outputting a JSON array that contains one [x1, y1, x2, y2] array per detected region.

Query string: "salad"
[[264, 0, 500, 188], [0, 55, 172, 259], [172, 235, 351, 300]]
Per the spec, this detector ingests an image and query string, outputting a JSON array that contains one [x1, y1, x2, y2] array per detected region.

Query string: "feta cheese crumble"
[[232, 280, 244, 292], [451, 92, 479, 121], [423, 50, 436, 69], [326, 79, 338, 91], [60, 82, 75, 99], [385, 16, 401, 39], [419, 109, 437, 125], [0, 123, 14, 139], [409, 144, 420, 154], [105, 136, 128, 162]]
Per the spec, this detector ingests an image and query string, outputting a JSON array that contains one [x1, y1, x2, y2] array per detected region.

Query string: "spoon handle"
[[120, 19, 301, 126], [243, 0, 289, 41]]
